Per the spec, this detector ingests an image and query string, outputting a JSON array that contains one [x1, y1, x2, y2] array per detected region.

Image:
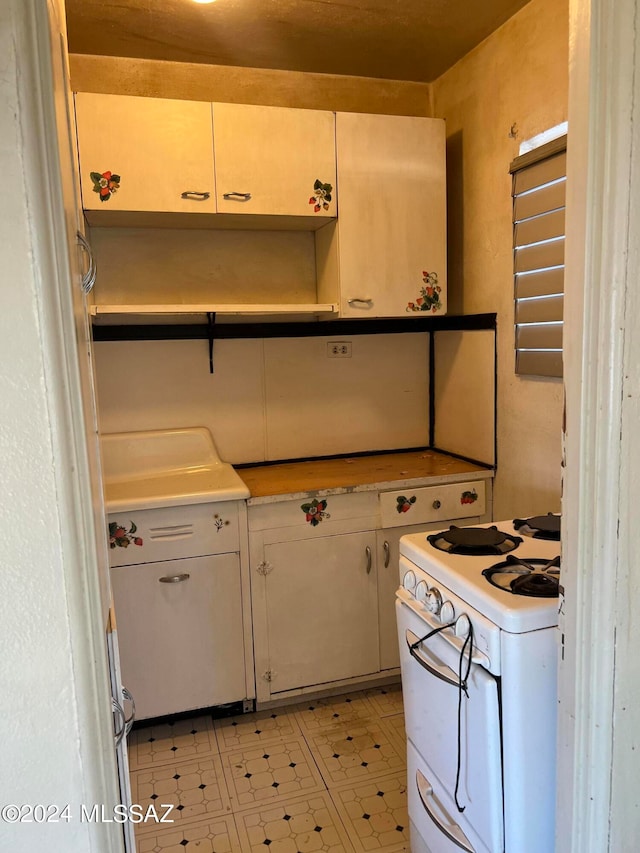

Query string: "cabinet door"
[[376, 524, 431, 671], [75, 93, 216, 213], [335, 112, 447, 317], [262, 532, 379, 693], [213, 103, 336, 217], [111, 554, 246, 720]]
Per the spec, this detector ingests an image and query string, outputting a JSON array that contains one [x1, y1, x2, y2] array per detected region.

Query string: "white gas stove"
[[396, 517, 561, 853]]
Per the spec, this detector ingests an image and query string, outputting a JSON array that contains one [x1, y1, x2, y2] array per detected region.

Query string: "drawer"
[[379, 480, 485, 528], [107, 501, 240, 566], [249, 490, 379, 532]]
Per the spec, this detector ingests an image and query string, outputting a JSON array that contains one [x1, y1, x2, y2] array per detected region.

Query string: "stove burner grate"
[[427, 525, 523, 556], [513, 513, 561, 541], [482, 555, 561, 597]]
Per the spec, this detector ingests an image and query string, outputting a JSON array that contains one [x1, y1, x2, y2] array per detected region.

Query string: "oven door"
[[396, 596, 504, 853]]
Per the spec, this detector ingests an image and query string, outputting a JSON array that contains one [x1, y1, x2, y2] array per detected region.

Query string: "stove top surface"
[[400, 520, 561, 632]]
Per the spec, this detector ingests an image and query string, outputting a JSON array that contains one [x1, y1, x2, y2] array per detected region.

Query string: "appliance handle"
[[112, 697, 126, 747], [416, 769, 476, 853], [122, 686, 136, 737], [406, 629, 461, 688]]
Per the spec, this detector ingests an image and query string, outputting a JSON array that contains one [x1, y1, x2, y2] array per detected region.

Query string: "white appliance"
[[396, 518, 561, 853]]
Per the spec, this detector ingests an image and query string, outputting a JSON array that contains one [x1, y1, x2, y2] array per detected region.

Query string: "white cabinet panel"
[[262, 531, 379, 693], [213, 103, 336, 218], [111, 553, 246, 719], [108, 501, 240, 567], [333, 112, 447, 318], [75, 93, 215, 214]]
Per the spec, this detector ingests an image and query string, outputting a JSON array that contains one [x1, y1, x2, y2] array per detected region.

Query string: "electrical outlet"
[[327, 341, 352, 358]]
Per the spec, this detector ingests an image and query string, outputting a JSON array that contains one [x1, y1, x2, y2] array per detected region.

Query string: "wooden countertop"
[[238, 450, 491, 499]]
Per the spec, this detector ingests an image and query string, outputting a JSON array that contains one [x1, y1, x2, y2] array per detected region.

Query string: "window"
[[510, 134, 567, 378]]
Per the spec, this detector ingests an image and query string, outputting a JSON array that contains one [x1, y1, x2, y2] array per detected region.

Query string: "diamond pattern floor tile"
[[362, 685, 404, 719], [234, 791, 356, 853], [129, 717, 218, 771], [215, 708, 302, 753], [131, 754, 231, 831], [134, 813, 241, 852], [329, 771, 410, 852], [305, 720, 406, 788], [292, 693, 376, 734], [221, 736, 326, 811], [127, 689, 409, 852]]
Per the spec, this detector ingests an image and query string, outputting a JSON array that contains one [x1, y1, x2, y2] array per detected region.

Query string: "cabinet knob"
[[222, 191, 252, 201], [432, 499, 442, 510], [365, 545, 372, 574], [180, 191, 211, 200]]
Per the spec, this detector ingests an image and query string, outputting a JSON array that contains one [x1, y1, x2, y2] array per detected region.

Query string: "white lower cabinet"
[[261, 531, 379, 694], [249, 478, 492, 704], [111, 552, 247, 720]]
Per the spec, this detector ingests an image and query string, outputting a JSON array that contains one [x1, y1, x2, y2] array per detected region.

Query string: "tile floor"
[[128, 685, 409, 853]]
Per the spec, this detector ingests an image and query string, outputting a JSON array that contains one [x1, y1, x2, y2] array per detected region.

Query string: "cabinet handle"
[[383, 540, 390, 568], [365, 545, 372, 574], [158, 573, 190, 583], [347, 298, 373, 306], [222, 191, 252, 201], [77, 231, 96, 294], [180, 191, 211, 200]]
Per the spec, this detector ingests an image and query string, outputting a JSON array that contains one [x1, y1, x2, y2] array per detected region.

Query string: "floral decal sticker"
[[213, 513, 231, 533], [301, 498, 331, 526], [109, 521, 143, 549], [396, 495, 417, 514], [406, 271, 443, 314], [461, 489, 479, 505], [90, 170, 121, 202], [309, 179, 333, 213]]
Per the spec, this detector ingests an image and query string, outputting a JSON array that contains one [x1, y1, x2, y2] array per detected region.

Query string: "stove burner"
[[427, 525, 523, 556], [482, 555, 561, 597], [513, 513, 561, 541]]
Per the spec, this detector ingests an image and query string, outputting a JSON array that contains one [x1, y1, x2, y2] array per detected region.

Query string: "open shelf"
[[89, 303, 338, 324]]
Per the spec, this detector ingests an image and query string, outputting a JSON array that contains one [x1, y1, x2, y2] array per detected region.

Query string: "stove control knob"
[[440, 600, 455, 623], [425, 587, 443, 615], [415, 581, 429, 605], [455, 614, 471, 638], [402, 570, 416, 592]]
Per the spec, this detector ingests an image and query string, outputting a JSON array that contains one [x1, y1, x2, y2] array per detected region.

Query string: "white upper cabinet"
[[75, 93, 216, 215], [329, 112, 447, 318], [212, 103, 336, 218], [75, 95, 336, 222]]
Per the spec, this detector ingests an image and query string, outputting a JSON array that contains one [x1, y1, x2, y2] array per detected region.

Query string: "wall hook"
[[509, 123, 518, 139]]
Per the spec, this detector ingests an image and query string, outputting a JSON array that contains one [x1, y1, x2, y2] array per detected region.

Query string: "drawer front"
[[248, 490, 379, 532], [379, 480, 486, 528], [108, 502, 240, 566]]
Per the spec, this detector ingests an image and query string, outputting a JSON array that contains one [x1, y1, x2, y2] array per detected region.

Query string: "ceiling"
[[65, 0, 533, 84]]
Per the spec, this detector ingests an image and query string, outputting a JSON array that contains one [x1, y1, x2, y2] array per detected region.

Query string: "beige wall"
[[432, 0, 569, 518], [70, 54, 431, 116]]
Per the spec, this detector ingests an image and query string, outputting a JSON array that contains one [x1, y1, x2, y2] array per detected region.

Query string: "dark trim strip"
[[92, 313, 497, 342], [429, 447, 495, 471], [429, 331, 436, 447]]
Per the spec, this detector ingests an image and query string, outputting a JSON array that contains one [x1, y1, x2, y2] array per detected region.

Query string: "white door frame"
[[559, 0, 640, 849]]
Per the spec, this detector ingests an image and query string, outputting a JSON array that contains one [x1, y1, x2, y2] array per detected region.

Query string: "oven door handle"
[[406, 629, 461, 688], [416, 769, 476, 852]]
